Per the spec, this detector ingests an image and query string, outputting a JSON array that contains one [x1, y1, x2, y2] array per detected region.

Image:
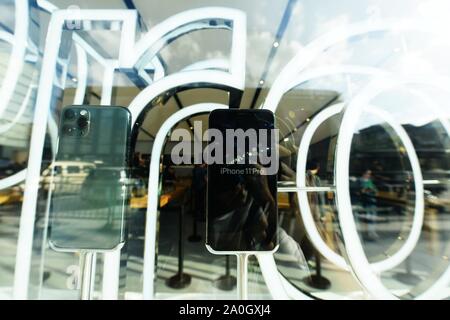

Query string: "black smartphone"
[[48, 105, 131, 252], [206, 109, 279, 253]]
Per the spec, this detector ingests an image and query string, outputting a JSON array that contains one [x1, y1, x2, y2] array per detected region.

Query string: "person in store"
[[360, 169, 379, 241]]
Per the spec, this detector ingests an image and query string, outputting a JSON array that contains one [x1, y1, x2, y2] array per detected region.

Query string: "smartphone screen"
[[206, 109, 278, 253], [48, 105, 131, 251]]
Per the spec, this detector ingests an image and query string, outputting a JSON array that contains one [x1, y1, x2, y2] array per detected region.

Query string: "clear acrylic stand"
[[236, 253, 249, 300], [79, 251, 96, 300]]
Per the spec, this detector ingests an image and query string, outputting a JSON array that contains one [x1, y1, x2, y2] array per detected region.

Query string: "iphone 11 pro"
[[206, 109, 278, 253], [48, 105, 131, 252]]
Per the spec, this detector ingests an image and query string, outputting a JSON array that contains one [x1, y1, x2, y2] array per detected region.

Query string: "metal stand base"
[[214, 255, 236, 291], [303, 274, 331, 290], [167, 272, 192, 289], [303, 250, 331, 290], [214, 274, 237, 291]]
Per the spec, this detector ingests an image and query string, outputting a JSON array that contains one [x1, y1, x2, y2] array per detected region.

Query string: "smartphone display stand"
[[236, 253, 249, 300], [79, 251, 96, 300]]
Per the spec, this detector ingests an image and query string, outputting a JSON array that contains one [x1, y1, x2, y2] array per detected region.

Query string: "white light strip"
[[142, 103, 228, 300], [13, 9, 65, 300], [296, 103, 350, 270], [0, 30, 14, 45], [295, 100, 425, 273], [128, 70, 241, 124], [38, 1, 135, 68], [261, 65, 392, 298], [277, 186, 334, 193], [0, 169, 27, 190], [336, 77, 450, 299], [181, 59, 229, 73], [0, 30, 35, 192], [127, 8, 246, 299], [365, 106, 424, 272], [265, 65, 388, 113], [0, 0, 28, 119], [102, 250, 121, 300], [15, 6, 246, 300], [99, 60, 122, 300], [100, 61, 117, 106], [36, 0, 57, 13], [151, 56, 165, 81], [13, 9, 137, 300], [256, 254, 292, 299], [73, 44, 88, 104], [261, 66, 394, 297], [264, 19, 450, 112], [131, 7, 246, 89], [280, 66, 445, 273], [263, 22, 450, 297]]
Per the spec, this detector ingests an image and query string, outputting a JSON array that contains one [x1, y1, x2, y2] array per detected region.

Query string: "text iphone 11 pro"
[[48, 105, 131, 252], [206, 109, 278, 253]]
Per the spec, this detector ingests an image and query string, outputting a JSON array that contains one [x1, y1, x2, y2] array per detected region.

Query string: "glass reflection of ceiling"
[[49, 0, 450, 129]]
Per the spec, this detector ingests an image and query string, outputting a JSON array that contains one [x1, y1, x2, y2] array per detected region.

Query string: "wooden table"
[[130, 179, 191, 209]]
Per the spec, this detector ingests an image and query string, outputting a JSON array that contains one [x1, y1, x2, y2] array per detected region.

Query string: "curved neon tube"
[[13, 8, 138, 300], [296, 103, 349, 270], [295, 101, 425, 273], [263, 65, 423, 276], [263, 27, 450, 297], [141, 103, 228, 300], [14, 6, 246, 300], [264, 19, 450, 112], [128, 70, 243, 124], [0, 169, 27, 190], [336, 77, 450, 299], [131, 7, 246, 89], [73, 43, 88, 104], [0, 0, 28, 119]]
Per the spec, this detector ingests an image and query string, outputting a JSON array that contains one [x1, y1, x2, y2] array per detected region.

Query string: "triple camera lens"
[[62, 108, 89, 136]]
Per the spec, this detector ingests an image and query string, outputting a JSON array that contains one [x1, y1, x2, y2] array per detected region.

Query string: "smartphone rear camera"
[[62, 125, 77, 136], [77, 116, 89, 130], [64, 109, 76, 121]]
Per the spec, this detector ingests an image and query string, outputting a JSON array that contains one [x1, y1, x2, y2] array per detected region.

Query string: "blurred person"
[[306, 161, 336, 250], [306, 161, 325, 221], [360, 169, 379, 241]]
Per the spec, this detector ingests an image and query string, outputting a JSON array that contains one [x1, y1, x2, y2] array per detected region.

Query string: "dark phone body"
[[48, 105, 131, 252], [206, 109, 278, 253]]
